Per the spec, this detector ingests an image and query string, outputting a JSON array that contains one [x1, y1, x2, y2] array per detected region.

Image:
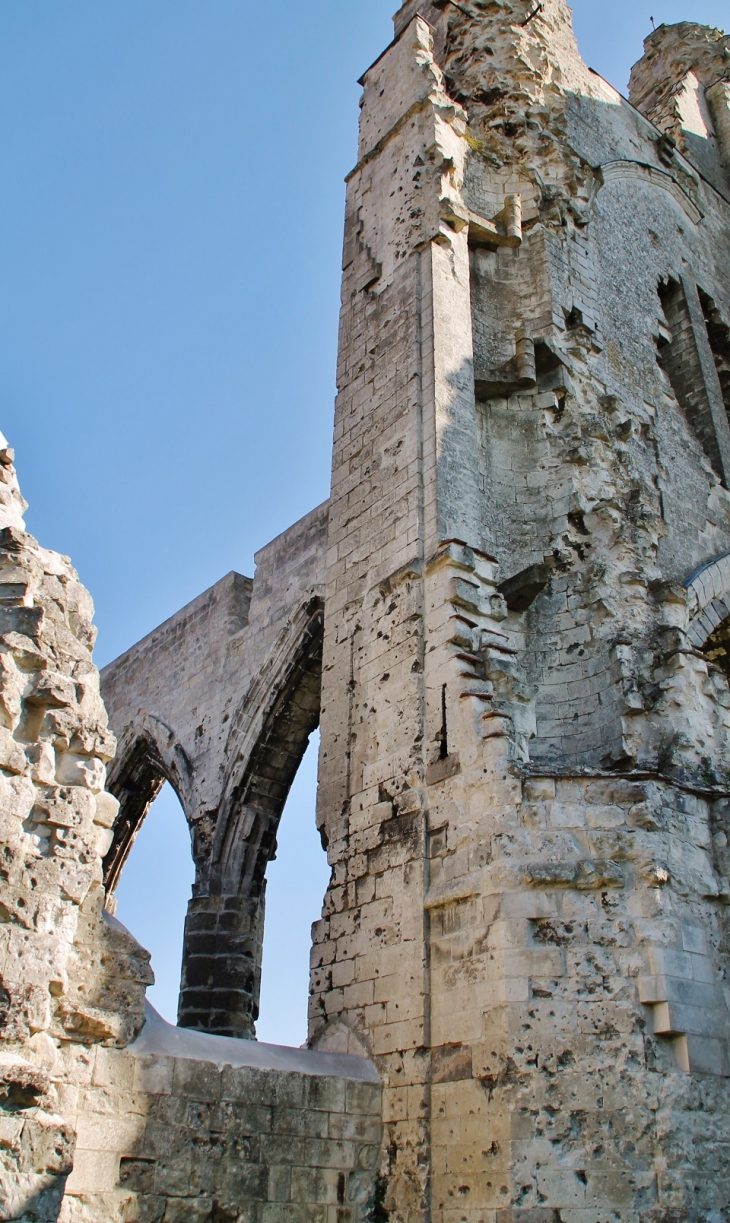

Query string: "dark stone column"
[[177, 890, 265, 1038]]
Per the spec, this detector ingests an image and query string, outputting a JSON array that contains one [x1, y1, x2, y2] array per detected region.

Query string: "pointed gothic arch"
[[685, 550, 730, 678], [103, 716, 193, 893], [178, 598, 325, 1037], [212, 597, 324, 897]]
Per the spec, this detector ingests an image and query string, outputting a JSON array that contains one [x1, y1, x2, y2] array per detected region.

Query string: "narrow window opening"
[[699, 288, 730, 427], [256, 729, 330, 1047], [656, 277, 725, 480], [438, 683, 449, 759], [114, 782, 194, 1024]]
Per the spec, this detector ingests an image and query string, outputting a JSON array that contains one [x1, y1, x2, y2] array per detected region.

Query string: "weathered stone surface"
[[310, 4, 730, 1219], [0, 449, 380, 1221], [60, 1008, 381, 1223], [0, 432, 152, 1217], [8, 3, 730, 1220]]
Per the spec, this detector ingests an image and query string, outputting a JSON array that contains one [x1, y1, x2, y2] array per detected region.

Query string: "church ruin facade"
[[4, 4, 730, 1220]]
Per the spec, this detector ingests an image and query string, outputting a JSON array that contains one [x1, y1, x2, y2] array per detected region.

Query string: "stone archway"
[[686, 550, 730, 676], [103, 719, 192, 893], [212, 599, 324, 898], [99, 503, 329, 1037], [178, 600, 324, 1038]]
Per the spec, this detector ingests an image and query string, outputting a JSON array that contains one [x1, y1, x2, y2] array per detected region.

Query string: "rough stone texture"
[[0, 450, 381, 1221], [0, 433, 152, 1218], [310, 5, 730, 1220], [629, 23, 730, 195], [62, 1005, 381, 1223], [11, 4, 730, 1221]]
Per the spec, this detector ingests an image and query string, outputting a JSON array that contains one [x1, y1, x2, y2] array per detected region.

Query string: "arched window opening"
[[103, 735, 169, 893], [114, 782, 195, 1024], [180, 603, 325, 1041], [255, 729, 329, 1047], [703, 614, 730, 679]]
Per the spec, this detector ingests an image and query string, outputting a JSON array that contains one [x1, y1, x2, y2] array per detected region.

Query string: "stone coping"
[[129, 1001, 381, 1083]]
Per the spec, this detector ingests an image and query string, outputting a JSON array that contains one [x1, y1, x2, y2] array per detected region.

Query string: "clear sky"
[[3, 0, 729, 1042]]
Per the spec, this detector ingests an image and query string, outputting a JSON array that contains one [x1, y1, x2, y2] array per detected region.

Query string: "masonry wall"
[[310, 5, 730, 1221], [0, 442, 382, 1223], [101, 500, 328, 858], [15, 6, 730, 1222], [62, 1008, 381, 1223]]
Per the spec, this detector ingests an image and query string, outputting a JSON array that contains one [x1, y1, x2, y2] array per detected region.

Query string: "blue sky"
[[3, 0, 728, 1042]]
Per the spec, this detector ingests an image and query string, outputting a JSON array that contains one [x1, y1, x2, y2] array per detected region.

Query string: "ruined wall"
[[0, 431, 152, 1219], [101, 503, 328, 1038], [0, 444, 381, 1222], [310, 4, 730, 1221], [628, 22, 730, 195], [64, 1004, 381, 1223], [27, 5, 730, 1220]]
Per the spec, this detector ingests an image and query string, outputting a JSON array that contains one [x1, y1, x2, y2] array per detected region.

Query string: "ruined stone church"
[[3, 3, 730, 1219]]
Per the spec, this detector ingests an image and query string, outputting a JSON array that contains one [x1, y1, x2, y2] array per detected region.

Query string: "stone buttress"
[[311, 4, 730, 1220]]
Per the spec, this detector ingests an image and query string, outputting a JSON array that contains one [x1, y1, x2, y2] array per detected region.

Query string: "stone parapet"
[[60, 1005, 382, 1223]]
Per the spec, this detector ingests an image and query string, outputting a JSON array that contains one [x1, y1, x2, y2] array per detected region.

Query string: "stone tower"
[[309, 3, 730, 1219], [90, 5, 730, 1220]]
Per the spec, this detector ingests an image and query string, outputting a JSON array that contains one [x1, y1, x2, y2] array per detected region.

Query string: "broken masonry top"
[[629, 21, 730, 130]]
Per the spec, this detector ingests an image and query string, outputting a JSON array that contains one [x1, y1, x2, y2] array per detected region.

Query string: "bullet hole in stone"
[[568, 511, 589, 536], [474, 86, 503, 104]]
